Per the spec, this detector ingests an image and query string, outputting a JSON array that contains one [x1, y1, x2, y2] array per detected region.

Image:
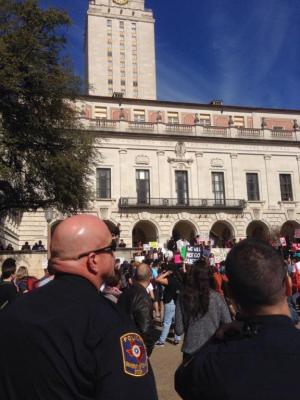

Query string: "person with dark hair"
[[155, 263, 183, 346], [175, 259, 231, 361], [0, 258, 18, 309], [118, 263, 158, 356], [175, 238, 300, 400], [102, 270, 122, 303]]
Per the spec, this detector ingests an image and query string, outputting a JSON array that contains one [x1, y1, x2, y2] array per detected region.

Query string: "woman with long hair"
[[175, 258, 231, 361]]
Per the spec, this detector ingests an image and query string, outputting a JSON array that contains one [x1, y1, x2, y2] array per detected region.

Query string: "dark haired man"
[[0, 258, 18, 309], [175, 238, 300, 400], [119, 263, 158, 356]]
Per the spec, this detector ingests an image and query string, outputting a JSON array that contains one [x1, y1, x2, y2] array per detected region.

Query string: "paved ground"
[[151, 340, 182, 400]]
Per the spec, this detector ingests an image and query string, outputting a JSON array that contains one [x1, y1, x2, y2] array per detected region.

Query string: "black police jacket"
[[175, 315, 300, 400], [118, 283, 158, 356], [0, 274, 158, 400]]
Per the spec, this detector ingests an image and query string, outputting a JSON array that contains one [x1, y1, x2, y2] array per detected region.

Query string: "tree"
[[0, 0, 93, 215]]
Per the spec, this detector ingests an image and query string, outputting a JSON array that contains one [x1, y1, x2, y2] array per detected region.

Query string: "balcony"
[[79, 118, 300, 143], [119, 197, 246, 210]]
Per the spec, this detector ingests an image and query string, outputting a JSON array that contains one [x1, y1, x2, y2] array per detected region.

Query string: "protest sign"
[[186, 246, 203, 264], [149, 241, 158, 249], [279, 237, 287, 247]]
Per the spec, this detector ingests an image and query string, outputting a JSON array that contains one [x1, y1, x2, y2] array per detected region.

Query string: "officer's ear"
[[86, 252, 99, 275]]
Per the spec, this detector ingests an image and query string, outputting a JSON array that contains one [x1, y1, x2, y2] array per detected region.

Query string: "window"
[[120, 69, 125, 77], [107, 19, 112, 28], [121, 79, 126, 86], [246, 173, 260, 201], [212, 172, 225, 205], [234, 116, 245, 128], [167, 112, 179, 124], [175, 171, 189, 205], [108, 79, 113, 85], [120, 61, 125, 68], [136, 170, 150, 204], [132, 23, 136, 31], [199, 114, 211, 126], [280, 174, 293, 201], [134, 109, 145, 122], [94, 106, 107, 120], [119, 21, 124, 31], [133, 81, 138, 87], [107, 50, 112, 57], [96, 169, 111, 199]]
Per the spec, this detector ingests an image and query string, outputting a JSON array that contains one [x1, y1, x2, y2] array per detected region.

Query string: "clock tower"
[[86, 0, 157, 100]]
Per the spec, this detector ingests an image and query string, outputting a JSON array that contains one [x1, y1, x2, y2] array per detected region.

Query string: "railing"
[[128, 121, 155, 131], [166, 124, 194, 133], [93, 119, 117, 129], [237, 128, 263, 138], [271, 130, 295, 140], [119, 197, 246, 209], [79, 118, 299, 142], [203, 126, 228, 136]]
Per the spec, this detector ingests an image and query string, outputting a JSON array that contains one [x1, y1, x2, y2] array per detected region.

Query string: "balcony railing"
[[119, 197, 246, 209], [128, 121, 155, 131], [79, 118, 300, 142], [166, 123, 195, 133]]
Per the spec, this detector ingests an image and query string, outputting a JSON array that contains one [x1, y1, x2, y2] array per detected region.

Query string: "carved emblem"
[[175, 142, 186, 158], [210, 158, 224, 168], [135, 155, 150, 165]]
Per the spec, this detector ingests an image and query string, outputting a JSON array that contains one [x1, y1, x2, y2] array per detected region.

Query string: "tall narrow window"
[[94, 106, 107, 120], [133, 109, 145, 122], [175, 171, 189, 205], [280, 174, 293, 201], [246, 173, 260, 201], [136, 170, 150, 204], [167, 112, 179, 124], [234, 116, 245, 127], [96, 169, 111, 199], [212, 172, 225, 205]]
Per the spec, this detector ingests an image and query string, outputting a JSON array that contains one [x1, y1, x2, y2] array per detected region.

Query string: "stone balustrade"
[[78, 118, 300, 142]]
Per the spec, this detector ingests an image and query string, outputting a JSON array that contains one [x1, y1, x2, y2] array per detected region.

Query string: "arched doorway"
[[104, 220, 117, 234], [132, 220, 158, 246], [246, 221, 270, 241], [172, 221, 197, 242], [210, 221, 234, 248], [280, 221, 300, 241]]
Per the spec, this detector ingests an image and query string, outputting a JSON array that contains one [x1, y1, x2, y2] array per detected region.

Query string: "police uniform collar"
[[55, 273, 99, 293], [242, 314, 293, 327]]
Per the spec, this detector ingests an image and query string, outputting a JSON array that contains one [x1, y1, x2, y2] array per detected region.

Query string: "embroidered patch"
[[120, 332, 148, 377]]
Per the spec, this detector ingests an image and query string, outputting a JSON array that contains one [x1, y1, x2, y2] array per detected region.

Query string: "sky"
[[39, 0, 300, 109]]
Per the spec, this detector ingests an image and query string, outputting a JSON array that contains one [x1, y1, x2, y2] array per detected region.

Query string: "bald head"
[[51, 214, 111, 260], [50, 215, 114, 290], [135, 263, 152, 284]]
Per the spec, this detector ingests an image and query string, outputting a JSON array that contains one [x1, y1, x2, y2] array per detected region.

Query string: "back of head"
[[225, 238, 286, 311], [135, 263, 151, 283], [1, 258, 16, 280]]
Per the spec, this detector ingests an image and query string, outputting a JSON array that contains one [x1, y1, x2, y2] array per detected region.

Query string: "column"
[[230, 154, 238, 199], [157, 151, 165, 199], [264, 155, 272, 206], [195, 152, 204, 198], [118, 149, 127, 198]]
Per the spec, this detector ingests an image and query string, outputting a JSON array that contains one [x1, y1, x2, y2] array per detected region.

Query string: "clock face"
[[113, 0, 129, 5]]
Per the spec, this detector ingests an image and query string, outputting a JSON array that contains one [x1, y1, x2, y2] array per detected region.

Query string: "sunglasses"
[[76, 243, 115, 260]]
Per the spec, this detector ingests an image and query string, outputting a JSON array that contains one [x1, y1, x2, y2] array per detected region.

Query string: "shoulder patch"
[[120, 332, 148, 377]]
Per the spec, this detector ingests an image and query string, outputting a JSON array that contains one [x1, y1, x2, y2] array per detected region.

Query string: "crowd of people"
[[1, 214, 300, 399], [0, 240, 46, 252]]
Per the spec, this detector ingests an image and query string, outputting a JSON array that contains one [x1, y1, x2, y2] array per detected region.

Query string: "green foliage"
[[0, 0, 93, 214]]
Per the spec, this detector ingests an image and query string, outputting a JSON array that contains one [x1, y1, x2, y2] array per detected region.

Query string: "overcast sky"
[[40, 0, 300, 109]]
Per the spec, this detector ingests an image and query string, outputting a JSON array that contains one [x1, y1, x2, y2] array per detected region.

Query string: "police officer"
[[175, 238, 300, 400], [0, 215, 157, 400]]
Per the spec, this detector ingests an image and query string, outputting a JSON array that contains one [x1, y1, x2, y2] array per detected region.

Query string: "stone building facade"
[[1, 1, 300, 250]]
